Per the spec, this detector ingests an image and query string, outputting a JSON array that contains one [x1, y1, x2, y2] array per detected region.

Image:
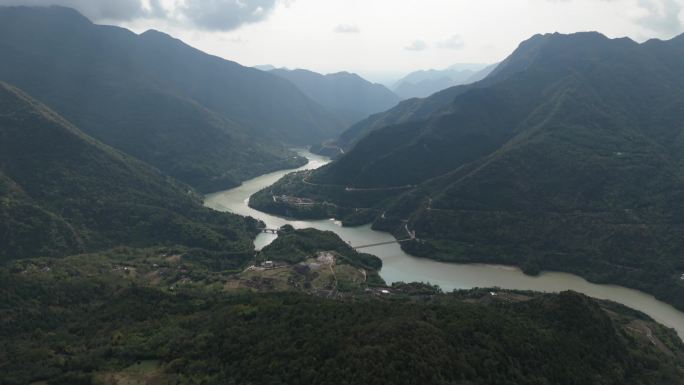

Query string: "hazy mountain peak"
[[140, 29, 172, 39], [328, 71, 366, 82], [0, 4, 90, 23], [644, 32, 684, 46], [138, 28, 197, 52], [268, 67, 400, 126], [488, 31, 639, 81], [391, 63, 490, 99]]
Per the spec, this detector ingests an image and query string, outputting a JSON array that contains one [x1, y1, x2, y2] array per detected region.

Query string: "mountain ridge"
[[392, 63, 491, 99], [0, 5, 344, 191], [269, 67, 401, 126], [250, 31, 684, 311]]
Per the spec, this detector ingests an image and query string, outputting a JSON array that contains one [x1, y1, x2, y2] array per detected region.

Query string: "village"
[[227, 250, 376, 296], [272, 194, 316, 207]]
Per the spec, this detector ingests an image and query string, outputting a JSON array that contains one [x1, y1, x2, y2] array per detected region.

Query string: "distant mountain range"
[[0, 6, 346, 192], [392, 63, 497, 99], [253, 31, 684, 312], [263, 67, 401, 126], [305, 63, 500, 156], [254, 64, 277, 71]]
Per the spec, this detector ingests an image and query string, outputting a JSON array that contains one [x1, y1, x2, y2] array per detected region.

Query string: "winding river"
[[205, 150, 684, 338]]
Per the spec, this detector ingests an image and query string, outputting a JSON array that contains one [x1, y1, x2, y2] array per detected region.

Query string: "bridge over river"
[[351, 238, 414, 250], [260, 226, 417, 250]]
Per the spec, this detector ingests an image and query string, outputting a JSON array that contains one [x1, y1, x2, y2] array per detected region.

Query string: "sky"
[[1, 0, 683, 83]]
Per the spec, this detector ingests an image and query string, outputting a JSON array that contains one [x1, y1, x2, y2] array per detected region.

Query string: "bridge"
[[352, 238, 414, 250], [259, 224, 417, 249], [352, 224, 417, 250]]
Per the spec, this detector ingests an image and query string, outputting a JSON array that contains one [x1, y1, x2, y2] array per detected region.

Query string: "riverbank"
[[204, 149, 684, 338], [249, 159, 684, 317]]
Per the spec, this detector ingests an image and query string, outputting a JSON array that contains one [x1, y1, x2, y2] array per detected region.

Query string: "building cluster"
[[275, 195, 315, 206]]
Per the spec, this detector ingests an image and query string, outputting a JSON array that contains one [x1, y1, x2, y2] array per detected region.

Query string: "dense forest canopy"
[[0, 81, 260, 262], [2, 254, 683, 385]]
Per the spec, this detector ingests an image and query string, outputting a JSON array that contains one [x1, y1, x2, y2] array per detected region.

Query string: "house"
[[262, 261, 275, 269]]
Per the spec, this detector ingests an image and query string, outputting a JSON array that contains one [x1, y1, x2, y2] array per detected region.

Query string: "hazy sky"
[[2, 0, 683, 82]]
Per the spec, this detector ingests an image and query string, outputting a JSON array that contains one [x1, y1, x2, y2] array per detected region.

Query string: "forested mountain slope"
[[329, 64, 506, 152], [0, 82, 259, 262], [0, 6, 344, 191], [270, 68, 401, 126], [3, 258, 683, 385], [314, 32, 684, 188], [253, 32, 684, 310]]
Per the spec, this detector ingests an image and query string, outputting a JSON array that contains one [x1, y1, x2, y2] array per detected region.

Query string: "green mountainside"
[[251, 32, 684, 310], [0, 6, 345, 191], [1, 7, 684, 383], [0, 81, 259, 263], [269, 68, 401, 126], [326, 70, 504, 154], [260, 225, 383, 271], [2, 251, 683, 385]]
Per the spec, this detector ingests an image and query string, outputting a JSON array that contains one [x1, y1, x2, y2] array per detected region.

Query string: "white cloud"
[[636, 0, 684, 36], [334, 24, 360, 33], [405, 40, 428, 51], [0, 0, 283, 31], [180, 0, 278, 31], [0, 0, 158, 20], [438, 35, 465, 50], [9, 0, 684, 81]]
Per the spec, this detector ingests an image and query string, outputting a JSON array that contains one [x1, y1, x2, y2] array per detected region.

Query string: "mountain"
[[4, 254, 684, 385], [0, 6, 344, 191], [259, 225, 383, 273], [254, 64, 277, 71], [323, 64, 502, 154], [466, 62, 500, 82], [392, 63, 491, 99], [0, 81, 260, 263], [269, 68, 401, 126], [251, 32, 684, 311]]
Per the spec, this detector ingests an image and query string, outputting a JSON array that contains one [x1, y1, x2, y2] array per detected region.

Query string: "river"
[[205, 149, 684, 338]]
